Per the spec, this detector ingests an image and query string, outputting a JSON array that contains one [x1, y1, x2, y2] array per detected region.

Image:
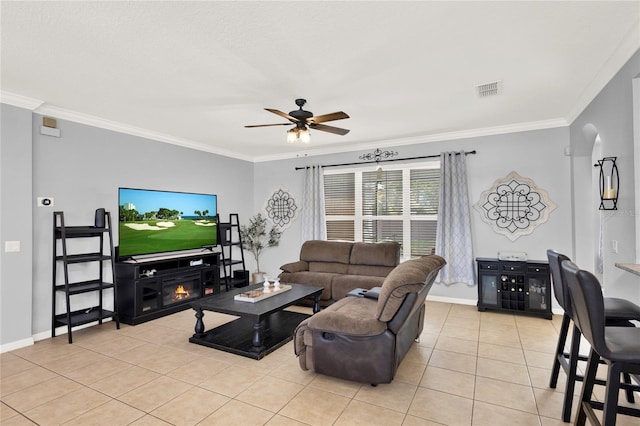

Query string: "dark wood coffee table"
[[189, 283, 322, 359]]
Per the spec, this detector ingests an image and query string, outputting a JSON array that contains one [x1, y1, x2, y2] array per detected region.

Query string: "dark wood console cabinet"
[[115, 252, 220, 325], [476, 257, 552, 320]]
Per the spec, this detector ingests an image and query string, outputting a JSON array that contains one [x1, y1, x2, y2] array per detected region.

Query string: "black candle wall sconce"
[[594, 157, 619, 210]]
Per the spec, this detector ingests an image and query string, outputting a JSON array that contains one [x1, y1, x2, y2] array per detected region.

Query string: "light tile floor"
[[1, 301, 638, 425]]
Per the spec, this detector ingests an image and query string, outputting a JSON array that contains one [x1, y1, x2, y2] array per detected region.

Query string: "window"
[[324, 162, 440, 260]]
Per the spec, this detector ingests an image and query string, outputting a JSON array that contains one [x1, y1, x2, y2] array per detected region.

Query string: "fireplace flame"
[[174, 285, 190, 300]]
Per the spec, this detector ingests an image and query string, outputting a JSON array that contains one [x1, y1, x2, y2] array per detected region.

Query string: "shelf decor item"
[[239, 213, 282, 283], [474, 171, 556, 241], [594, 157, 619, 210], [234, 284, 292, 303]]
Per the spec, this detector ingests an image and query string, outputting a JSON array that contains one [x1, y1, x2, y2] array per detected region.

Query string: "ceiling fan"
[[245, 98, 350, 144]]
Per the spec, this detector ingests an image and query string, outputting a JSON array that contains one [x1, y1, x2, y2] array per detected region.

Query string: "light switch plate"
[[5, 241, 20, 252]]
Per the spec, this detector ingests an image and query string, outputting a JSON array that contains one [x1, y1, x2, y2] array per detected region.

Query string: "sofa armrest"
[[376, 255, 446, 322], [294, 320, 313, 371], [280, 260, 309, 273]]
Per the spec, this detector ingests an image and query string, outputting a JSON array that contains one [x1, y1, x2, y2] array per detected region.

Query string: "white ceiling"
[[2, 1, 639, 162]]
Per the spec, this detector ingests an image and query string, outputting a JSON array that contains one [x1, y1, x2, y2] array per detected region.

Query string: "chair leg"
[[603, 362, 621, 426], [562, 324, 581, 422], [550, 313, 571, 388], [575, 348, 600, 426], [622, 372, 635, 403]]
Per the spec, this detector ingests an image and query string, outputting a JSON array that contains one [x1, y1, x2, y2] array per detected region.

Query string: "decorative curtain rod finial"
[[359, 148, 398, 162]]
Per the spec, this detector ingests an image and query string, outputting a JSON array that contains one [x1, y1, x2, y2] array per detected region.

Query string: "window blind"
[[324, 162, 439, 258]]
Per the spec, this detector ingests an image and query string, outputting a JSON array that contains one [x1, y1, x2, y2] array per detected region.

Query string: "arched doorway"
[[571, 123, 601, 278]]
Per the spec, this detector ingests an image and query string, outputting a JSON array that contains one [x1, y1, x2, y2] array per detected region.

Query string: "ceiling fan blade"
[[310, 111, 350, 124], [265, 108, 297, 122], [309, 123, 350, 135], [244, 123, 292, 128]]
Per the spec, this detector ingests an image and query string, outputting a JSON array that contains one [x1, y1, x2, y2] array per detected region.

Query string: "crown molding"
[[1, 90, 252, 160], [252, 118, 569, 163], [0, 91, 44, 110], [2, 91, 568, 164], [566, 23, 640, 124], [32, 104, 254, 162]]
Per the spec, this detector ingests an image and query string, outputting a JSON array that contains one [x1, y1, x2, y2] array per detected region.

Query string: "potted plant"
[[239, 213, 282, 283]]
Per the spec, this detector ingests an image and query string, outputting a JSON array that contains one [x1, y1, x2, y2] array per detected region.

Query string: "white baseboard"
[[426, 295, 477, 306], [1, 319, 114, 353], [36, 319, 114, 342], [0, 337, 35, 353]]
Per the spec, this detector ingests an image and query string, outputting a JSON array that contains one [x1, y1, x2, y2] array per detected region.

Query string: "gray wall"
[[570, 48, 640, 302], [30, 117, 255, 337], [252, 127, 572, 303], [1, 104, 34, 348]]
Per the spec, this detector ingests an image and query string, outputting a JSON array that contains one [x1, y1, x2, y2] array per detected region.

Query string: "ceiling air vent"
[[476, 80, 502, 98]]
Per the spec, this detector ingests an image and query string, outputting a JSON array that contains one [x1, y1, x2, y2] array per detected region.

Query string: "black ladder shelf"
[[52, 210, 120, 343], [217, 213, 249, 290]]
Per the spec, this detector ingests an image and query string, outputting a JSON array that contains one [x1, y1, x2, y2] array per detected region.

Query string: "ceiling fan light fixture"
[[246, 98, 349, 143], [287, 128, 298, 144], [299, 128, 311, 144], [286, 127, 311, 144]]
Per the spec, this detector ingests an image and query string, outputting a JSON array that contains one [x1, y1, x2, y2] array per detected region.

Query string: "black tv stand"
[[115, 251, 220, 325]]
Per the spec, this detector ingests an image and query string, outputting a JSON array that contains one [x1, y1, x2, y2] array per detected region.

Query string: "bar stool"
[[561, 259, 640, 426], [547, 250, 640, 422]]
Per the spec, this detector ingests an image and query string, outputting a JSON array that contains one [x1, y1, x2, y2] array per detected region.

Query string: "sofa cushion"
[[300, 240, 353, 264], [309, 261, 349, 275], [376, 255, 446, 322], [278, 271, 337, 300], [349, 241, 400, 267], [347, 264, 396, 278], [307, 297, 387, 336], [331, 275, 386, 300]]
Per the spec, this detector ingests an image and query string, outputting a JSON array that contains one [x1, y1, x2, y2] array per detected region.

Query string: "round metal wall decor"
[[265, 187, 298, 229], [474, 171, 556, 241]]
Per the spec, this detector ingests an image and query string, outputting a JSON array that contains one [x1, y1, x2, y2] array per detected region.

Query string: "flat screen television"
[[117, 187, 217, 259]]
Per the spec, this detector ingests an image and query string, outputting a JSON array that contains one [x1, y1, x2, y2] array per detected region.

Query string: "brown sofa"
[[278, 240, 400, 305], [293, 255, 446, 385]]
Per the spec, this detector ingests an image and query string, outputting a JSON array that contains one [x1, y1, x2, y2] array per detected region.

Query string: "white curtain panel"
[[435, 151, 475, 285], [301, 165, 327, 242]]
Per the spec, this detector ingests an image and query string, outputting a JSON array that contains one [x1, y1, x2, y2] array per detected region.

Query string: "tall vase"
[[252, 271, 265, 284]]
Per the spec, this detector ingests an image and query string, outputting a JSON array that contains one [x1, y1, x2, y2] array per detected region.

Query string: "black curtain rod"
[[295, 150, 476, 170]]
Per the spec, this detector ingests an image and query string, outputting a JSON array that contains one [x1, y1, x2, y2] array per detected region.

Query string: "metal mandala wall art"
[[474, 171, 556, 241], [265, 188, 298, 229]]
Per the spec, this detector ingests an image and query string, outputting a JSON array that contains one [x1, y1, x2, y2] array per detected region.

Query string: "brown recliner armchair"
[[293, 255, 446, 385]]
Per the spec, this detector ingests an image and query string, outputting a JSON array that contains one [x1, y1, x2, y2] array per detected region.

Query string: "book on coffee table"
[[234, 284, 292, 303]]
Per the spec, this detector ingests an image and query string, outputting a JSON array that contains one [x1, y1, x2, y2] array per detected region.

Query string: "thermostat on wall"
[[498, 251, 528, 261]]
